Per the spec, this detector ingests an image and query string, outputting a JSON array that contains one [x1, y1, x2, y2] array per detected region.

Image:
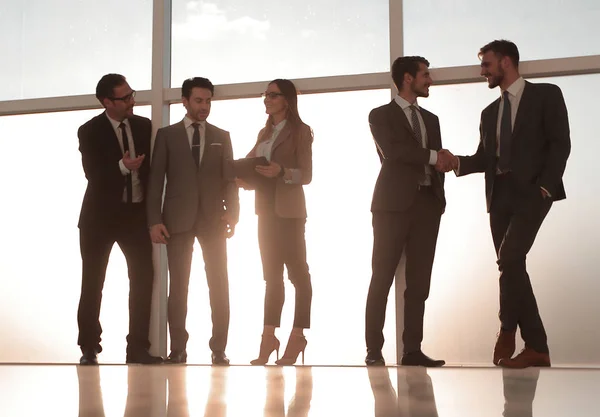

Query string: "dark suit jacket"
[[246, 123, 313, 219], [457, 81, 571, 212], [369, 100, 446, 213], [78, 112, 151, 230], [146, 120, 240, 234]]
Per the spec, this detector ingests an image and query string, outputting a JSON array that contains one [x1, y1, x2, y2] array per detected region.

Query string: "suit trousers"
[[258, 214, 312, 329], [77, 202, 154, 353], [166, 220, 230, 353], [366, 187, 442, 353], [490, 173, 552, 353]]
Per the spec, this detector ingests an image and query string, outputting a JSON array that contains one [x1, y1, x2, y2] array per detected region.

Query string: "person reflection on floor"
[[77, 366, 105, 417], [263, 367, 313, 417], [368, 367, 439, 417], [502, 368, 540, 417]]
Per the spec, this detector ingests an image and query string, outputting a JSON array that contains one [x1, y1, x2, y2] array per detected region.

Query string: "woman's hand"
[[255, 161, 282, 178]]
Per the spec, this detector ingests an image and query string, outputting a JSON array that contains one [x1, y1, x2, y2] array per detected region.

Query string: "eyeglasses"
[[261, 92, 284, 99], [110, 90, 136, 102]]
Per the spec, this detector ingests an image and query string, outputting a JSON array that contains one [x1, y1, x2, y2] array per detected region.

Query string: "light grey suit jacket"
[[146, 120, 239, 235]]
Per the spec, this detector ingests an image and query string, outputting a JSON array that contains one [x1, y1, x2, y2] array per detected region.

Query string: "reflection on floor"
[[1, 364, 599, 416]]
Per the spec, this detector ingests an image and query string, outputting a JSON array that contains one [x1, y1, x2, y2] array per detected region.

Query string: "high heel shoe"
[[250, 335, 280, 365], [275, 335, 307, 366]]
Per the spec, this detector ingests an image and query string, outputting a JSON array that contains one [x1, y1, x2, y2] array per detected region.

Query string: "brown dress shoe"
[[493, 329, 516, 366], [499, 348, 551, 369]]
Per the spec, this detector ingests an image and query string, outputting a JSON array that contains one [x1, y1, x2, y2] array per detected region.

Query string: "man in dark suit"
[[444, 40, 571, 368], [146, 77, 239, 365], [365, 56, 452, 367], [77, 74, 163, 365]]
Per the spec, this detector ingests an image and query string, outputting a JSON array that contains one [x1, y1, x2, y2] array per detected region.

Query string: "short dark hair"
[[182, 77, 214, 99], [96, 73, 127, 103], [391, 56, 430, 90], [479, 39, 520, 67]]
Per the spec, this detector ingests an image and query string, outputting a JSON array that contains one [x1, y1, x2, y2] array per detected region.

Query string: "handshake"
[[434, 149, 458, 173]]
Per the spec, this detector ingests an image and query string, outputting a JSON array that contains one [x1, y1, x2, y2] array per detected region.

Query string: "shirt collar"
[[272, 119, 287, 133], [394, 94, 419, 111], [184, 116, 206, 130], [502, 76, 525, 99], [106, 112, 129, 130]]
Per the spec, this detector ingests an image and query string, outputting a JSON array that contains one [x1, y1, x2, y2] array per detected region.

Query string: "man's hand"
[[255, 161, 282, 178], [235, 178, 251, 190], [435, 149, 458, 172], [150, 223, 170, 244], [123, 150, 145, 171], [221, 213, 236, 239]]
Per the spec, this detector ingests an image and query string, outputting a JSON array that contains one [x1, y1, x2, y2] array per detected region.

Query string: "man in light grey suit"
[[146, 77, 239, 365]]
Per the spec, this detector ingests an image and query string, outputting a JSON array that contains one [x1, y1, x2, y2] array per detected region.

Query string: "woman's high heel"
[[250, 335, 280, 365], [275, 335, 307, 366]]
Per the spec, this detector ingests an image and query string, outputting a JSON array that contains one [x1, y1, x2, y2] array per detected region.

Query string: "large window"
[[170, 0, 390, 86], [0, 0, 152, 100], [0, 106, 151, 363], [168, 88, 396, 364], [403, 0, 600, 67]]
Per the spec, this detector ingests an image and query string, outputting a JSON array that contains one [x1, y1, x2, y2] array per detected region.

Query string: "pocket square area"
[[210, 142, 223, 146]]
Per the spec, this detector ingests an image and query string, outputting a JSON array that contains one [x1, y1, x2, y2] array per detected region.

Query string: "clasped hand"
[[435, 149, 458, 172]]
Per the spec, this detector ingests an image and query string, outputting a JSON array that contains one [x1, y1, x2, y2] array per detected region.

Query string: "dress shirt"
[[106, 113, 143, 203], [256, 119, 287, 161], [183, 116, 207, 164]]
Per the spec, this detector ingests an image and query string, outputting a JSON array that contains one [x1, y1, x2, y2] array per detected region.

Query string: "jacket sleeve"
[[538, 85, 571, 195], [222, 132, 240, 224], [78, 123, 124, 191], [369, 108, 430, 166], [456, 117, 488, 176]]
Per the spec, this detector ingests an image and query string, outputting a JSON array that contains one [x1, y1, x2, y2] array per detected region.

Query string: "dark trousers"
[[490, 174, 552, 353], [77, 203, 154, 353], [366, 188, 442, 353], [166, 222, 229, 353], [258, 214, 312, 329]]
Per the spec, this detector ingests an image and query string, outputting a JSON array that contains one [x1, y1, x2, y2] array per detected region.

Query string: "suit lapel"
[[100, 112, 124, 158], [420, 109, 439, 150], [128, 117, 141, 156], [270, 123, 292, 154], [486, 98, 500, 150], [512, 81, 533, 138], [200, 123, 214, 170]]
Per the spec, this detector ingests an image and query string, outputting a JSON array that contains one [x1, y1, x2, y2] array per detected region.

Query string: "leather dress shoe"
[[401, 351, 445, 367], [126, 350, 164, 365], [493, 328, 516, 366], [211, 351, 230, 366], [80, 349, 99, 366], [365, 350, 385, 366], [165, 350, 187, 364], [499, 348, 551, 369]]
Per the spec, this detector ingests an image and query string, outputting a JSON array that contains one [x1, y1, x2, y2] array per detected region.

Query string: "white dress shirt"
[[394, 95, 437, 185], [106, 113, 143, 203], [183, 116, 207, 164], [256, 119, 287, 161]]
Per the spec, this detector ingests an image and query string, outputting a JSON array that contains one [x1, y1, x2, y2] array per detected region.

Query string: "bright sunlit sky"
[[0, 0, 599, 368]]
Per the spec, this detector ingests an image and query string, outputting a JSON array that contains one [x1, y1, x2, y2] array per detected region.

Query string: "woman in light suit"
[[237, 79, 313, 365]]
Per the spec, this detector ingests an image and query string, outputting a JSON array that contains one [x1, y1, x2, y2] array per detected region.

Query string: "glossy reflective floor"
[[1, 365, 599, 416]]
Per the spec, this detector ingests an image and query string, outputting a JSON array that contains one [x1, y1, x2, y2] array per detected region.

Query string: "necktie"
[[498, 91, 512, 172], [119, 122, 133, 203], [192, 123, 201, 168], [410, 105, 431, 186]]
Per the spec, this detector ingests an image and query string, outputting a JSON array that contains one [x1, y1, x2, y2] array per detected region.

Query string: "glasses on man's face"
[[261, 92, 284, 100], [110, 90, 136, 102]]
